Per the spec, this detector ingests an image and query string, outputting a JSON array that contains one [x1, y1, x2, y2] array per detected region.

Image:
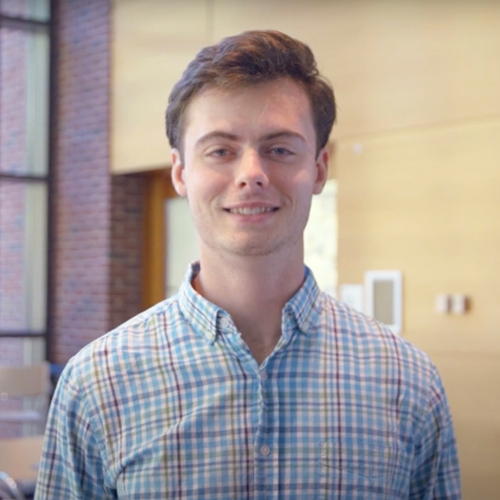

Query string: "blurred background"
[[0, 0, 499, 498]]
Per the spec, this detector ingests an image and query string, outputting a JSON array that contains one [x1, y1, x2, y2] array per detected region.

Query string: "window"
[[0, 0, 52, 368]]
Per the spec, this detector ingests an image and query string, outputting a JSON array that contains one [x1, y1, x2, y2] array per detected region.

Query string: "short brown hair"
[[166, 30, 336, 156]]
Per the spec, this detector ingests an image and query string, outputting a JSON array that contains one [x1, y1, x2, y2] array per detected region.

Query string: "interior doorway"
[[142, 170, 338, 307]]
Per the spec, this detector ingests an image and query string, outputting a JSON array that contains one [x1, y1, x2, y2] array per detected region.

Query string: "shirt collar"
[[284, 265, 322, 336], [178, 262, 322, 343], [178, 262, 220, 343]]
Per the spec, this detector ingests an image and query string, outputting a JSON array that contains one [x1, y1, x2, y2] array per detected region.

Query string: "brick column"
[[109, 175, 144, 330], [52, 0, 112, 362], [52, 0, 144, 363]]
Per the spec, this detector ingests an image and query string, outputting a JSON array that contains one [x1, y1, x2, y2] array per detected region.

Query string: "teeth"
[[229, 207, 275, 215]]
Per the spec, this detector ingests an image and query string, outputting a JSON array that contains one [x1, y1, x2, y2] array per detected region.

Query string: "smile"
[[226, 207, 277, 215]]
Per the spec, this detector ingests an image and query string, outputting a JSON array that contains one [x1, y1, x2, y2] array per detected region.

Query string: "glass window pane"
[[0, 0, 50, 22], [0, 337, 46, 438], [0, 23, 50, 175], [0, 338, 24, 365], [0, 179, 48, 333], [165, 197, 199, 298], [304, 179, 338, 296]]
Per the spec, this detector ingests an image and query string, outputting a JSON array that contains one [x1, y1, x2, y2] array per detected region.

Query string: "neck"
[[193, 245, 305, 363]]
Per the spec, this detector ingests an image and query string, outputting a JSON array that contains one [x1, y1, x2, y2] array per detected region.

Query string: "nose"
[[234, 149, 269, 190]]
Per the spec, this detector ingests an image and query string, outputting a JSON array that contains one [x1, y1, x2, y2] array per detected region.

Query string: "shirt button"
[[260, 444, 271, 456], [220, 317, 231, 329], [260, 371, 268, 381]]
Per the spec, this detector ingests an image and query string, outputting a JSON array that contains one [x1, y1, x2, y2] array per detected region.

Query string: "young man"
[[36, 31, 461, 499]]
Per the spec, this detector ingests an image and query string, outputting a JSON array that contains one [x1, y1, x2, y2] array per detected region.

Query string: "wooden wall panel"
[[111, 0, 209, 173], [213, 0, 500, 139], [337, 120, 500, 352], [112, 0, 500, 172], [431, 353, 500, 500]]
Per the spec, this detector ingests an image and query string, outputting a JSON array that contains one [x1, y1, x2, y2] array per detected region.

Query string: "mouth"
[[224, 206, 279, 215]]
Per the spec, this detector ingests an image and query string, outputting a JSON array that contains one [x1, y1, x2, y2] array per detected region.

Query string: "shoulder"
[[317, 294, 452, 435], [61, 296, 181, 394], [317, 292, 440, 393]]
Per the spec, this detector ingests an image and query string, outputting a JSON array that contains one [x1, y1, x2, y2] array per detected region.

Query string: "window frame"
[[0, 1, 54, 363]]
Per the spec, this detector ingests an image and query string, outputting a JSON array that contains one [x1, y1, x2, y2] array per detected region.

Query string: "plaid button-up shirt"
[[36, 263, 461, 499]]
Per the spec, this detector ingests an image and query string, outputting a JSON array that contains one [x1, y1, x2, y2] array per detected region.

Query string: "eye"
[[210, 148, 230, 157], [270, 147, 293, 156], [204, 147, 235, 163]]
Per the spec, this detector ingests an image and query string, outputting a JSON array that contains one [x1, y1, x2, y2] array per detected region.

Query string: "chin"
[[223, 236, 292, 257]]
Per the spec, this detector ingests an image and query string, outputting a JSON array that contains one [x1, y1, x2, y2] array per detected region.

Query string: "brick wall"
[[52, 0, 144, 363], [51, 0, 112, 362], [109, 175, 144, 330]]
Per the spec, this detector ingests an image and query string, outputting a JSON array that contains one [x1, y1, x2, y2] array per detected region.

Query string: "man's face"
[[171, 78, 329, 260]]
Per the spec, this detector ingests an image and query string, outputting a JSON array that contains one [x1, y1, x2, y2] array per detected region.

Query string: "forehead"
[[182, 78, 316, 144]]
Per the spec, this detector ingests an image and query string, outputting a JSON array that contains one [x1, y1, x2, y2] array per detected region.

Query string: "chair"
[[0, 363, 51, 499], [0, 470, 26, 500], [0, 363, 51, 434], [0, 436, 44, 499]]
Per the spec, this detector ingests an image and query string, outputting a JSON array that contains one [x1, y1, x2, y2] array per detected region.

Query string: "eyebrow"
[[194, 130, 307, 149], [261, 131, 307, 144], [194, 131, 239, 149]]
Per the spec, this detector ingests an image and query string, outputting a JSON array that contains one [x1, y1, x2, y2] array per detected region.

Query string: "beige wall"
[[330, 4, 500, 498], [337, 120, 500, 499], [111, 0, 211, 173], [112, 1, 500, 497]]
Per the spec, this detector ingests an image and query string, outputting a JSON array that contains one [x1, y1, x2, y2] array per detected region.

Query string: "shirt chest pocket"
[[317, 440, 409, 500]]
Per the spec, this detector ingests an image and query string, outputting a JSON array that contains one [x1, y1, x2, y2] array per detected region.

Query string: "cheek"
[[286, 171, 317, 198], [185, 176, 224, 207]]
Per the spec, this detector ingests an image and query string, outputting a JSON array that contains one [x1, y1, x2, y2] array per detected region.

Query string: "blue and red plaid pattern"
[[35, 263, 460, 499]]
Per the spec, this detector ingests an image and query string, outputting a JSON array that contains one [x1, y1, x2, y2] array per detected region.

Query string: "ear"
[[312, 147, 329, 195], [171, 148, 187, 197]]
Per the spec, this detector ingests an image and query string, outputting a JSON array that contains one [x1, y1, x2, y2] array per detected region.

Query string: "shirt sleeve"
[[409, 366, 461, 500], [34, 361, 115, 500]]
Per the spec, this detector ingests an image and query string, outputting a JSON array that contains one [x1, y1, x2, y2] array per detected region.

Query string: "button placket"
[[260, 444, 271, 456], [254, 359, 277, 498]]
